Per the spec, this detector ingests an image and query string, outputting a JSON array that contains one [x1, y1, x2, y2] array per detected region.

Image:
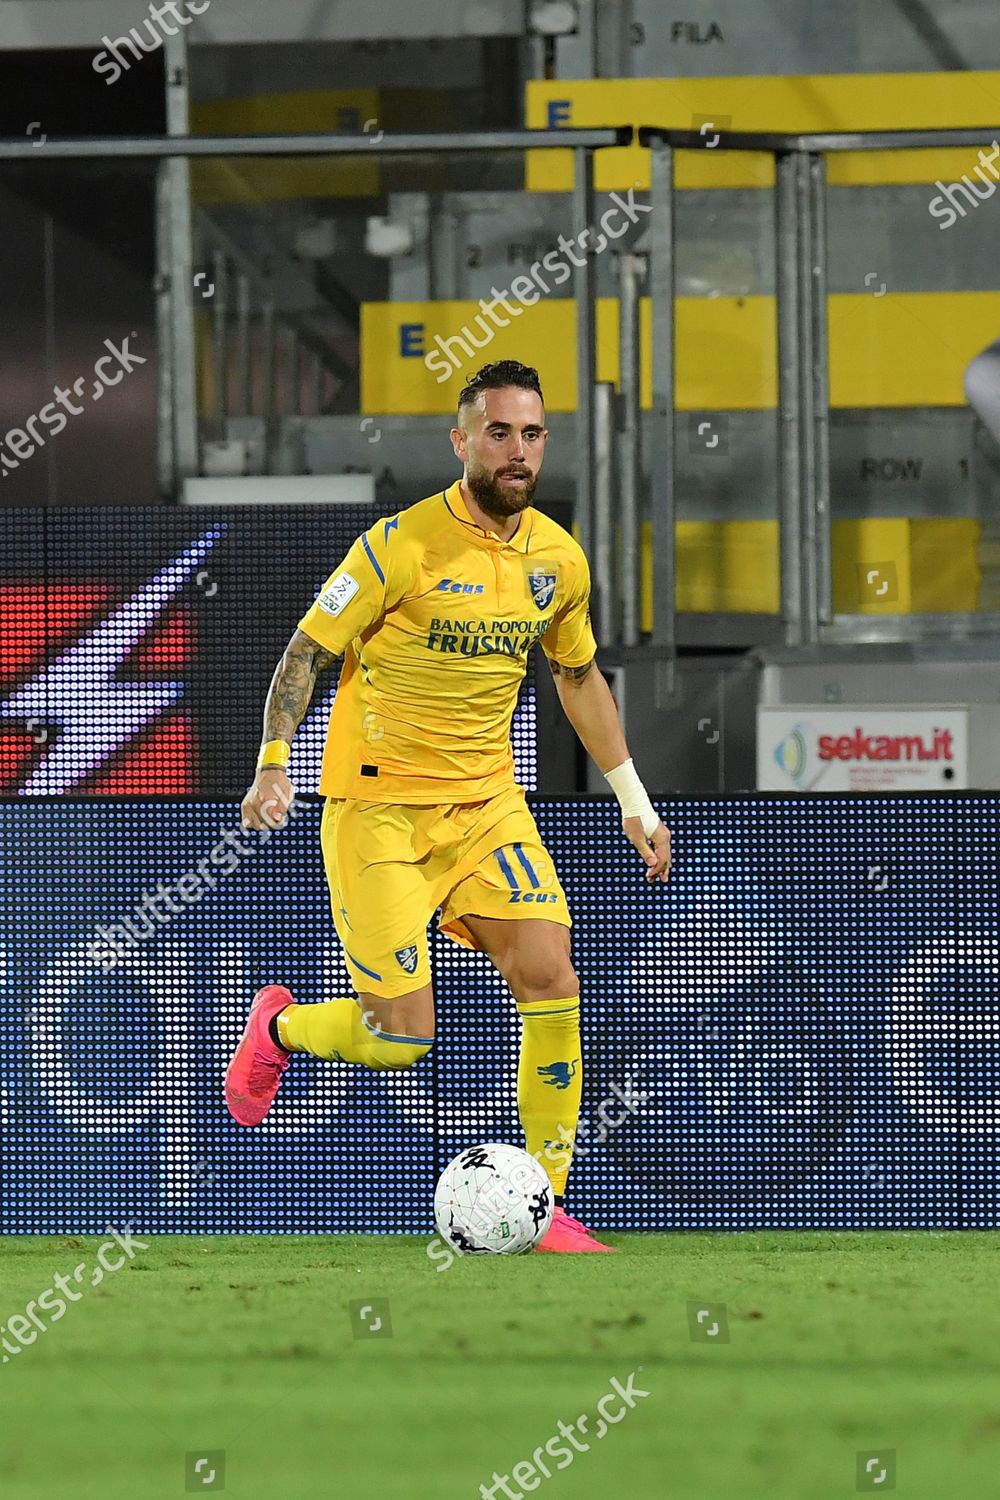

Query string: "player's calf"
[[277, 986, 435, 1070], [225, 986, 434, 1128]]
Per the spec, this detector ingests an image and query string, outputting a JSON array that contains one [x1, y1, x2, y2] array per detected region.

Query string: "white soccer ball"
[[434, 1143, 554, 1255]]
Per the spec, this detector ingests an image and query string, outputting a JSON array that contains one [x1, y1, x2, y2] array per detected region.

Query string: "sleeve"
[[297, 519, 403, 655], [540, 547, 598, 669]]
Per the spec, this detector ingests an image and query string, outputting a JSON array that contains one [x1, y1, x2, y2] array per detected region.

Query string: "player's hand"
[[241, 768, 295, 832], [623, 816, 671, 883]]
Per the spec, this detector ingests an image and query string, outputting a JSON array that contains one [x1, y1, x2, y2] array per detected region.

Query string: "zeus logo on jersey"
[[316, 572, 360, 617], [437, 579, 484, 595]]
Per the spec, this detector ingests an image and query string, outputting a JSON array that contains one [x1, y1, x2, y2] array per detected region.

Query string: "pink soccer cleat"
[[534, 1207, 616, 1253], [225, 985, 294, 1127]]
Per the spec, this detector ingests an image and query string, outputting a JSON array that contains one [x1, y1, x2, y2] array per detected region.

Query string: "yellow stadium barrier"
[[361, 294, 1000, 413], [631, 517, 981, 619], [525, 72, 1000, 191]]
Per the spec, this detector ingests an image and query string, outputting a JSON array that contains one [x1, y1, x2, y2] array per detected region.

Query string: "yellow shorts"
[[320, 785, 571, 998]]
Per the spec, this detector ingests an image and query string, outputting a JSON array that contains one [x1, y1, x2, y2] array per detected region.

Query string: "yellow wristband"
[[257, 739, 291, 772]]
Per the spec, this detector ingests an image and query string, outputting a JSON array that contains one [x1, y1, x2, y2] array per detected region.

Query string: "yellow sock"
[[277, 998, 433, 1071], [515, 996, 582, 1198]]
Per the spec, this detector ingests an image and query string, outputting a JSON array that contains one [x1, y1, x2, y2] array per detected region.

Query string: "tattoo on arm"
[[263, 628, 338, 744], [549, 657, 594, 684]]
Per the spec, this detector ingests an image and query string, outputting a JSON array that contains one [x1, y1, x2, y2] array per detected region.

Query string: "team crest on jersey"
[[395, 945, 419, 974], [527, 565, 557, 611]]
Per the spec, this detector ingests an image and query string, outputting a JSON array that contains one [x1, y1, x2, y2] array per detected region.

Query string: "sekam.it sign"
[[758, 707, 968, 791]]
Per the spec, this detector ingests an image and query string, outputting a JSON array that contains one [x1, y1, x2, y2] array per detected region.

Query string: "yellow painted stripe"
[[827, 148, 1000, 186], [831, 519, 912, 612], [640, 519, 782, 621], [191, 88, 381, 135], [362, 297, 772, 412], [190, 89, 381, 203], [362, 292, 1000, 413], [633, 518, 980, 621], [191, 157, 379, 205], [827, 292, 1000, 407], [526, 73, 1000, 191], [910, 518, 981, 611]]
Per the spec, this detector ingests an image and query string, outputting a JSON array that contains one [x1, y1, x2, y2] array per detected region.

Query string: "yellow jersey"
[[298, 479, 597, 803]]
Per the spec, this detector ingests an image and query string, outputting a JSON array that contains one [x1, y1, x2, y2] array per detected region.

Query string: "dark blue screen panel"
[[0, 506, 538, 798], [1, 794, 998, 1233]]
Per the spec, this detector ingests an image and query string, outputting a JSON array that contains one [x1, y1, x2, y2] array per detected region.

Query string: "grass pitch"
[[2, 1231, 999, 1499]]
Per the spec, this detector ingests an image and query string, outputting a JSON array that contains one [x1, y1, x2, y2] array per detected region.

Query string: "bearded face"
[[465, 452, 539, 518], [454, 386, 547, 523]]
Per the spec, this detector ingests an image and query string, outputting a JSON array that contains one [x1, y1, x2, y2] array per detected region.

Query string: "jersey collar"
[[443, 480, 533, 552]]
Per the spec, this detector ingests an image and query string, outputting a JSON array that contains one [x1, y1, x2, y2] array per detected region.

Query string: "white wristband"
[[604, 758, 659, 838]]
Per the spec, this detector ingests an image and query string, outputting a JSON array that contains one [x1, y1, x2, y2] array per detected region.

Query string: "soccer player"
[[226, 359, 671, 1252]]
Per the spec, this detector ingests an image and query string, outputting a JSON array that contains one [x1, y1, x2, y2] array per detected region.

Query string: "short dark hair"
[[457, 360, 544, 420]]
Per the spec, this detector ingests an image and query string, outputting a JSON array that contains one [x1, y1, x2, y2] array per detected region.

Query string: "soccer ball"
[[434, 1143, 554, 1255]]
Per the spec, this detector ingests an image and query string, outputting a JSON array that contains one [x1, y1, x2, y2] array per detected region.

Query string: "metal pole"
[[235, 272, 251, 417], [163, 31, 199, 486], [795, 153, 819, 645], [4, 124, 1000, 163], [648, 138, 677, 700], [310, 349, 324, 416], [581, 0, 600, 75], [809, 153, 832, 626], [261, 297, 276, 471], [154, 167, 174, 496], [428, 193, 461, 300], [211, 247, 228, 438], [617, 252, 644, 647], [776, 151, 803, 647], [573, 147, 597, 560], [593, 381, 615, 648], [287, 328, 302, 418]]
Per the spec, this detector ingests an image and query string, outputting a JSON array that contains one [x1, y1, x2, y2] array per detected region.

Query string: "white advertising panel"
[[758, 707, 969, 791]]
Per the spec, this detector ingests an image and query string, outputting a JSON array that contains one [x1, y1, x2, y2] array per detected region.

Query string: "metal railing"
[[637, 124, 1000, 687], [0, 118, 626, 513], [193, 211, 357, 465]]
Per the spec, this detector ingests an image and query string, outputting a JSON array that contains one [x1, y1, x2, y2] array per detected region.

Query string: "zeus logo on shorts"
[[508, 891, 558, 904], [316, 572, 360, 617], [395, 945, 419, 974]]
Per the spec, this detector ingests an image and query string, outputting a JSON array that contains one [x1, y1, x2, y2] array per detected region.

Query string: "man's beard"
[[467, 462, 538, 519]]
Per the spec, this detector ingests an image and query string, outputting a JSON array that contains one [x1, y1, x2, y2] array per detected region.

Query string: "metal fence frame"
[[639, 123, 1000, 666], [0, 118, 627, 525]]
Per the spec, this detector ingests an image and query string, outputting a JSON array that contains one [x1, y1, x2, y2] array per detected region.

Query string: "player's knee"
[[508, 954, 579, 1002], [365, 1035, 433, 1072]]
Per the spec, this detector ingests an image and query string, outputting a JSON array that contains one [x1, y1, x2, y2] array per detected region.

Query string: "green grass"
[[2, 1232, 999, 1498]]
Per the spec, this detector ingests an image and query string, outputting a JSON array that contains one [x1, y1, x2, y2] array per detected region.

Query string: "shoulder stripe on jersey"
[[383, 517, 399, 544], [494, 848, 520, 890], [361, 533, 385, 585], [511, 843, 541, 889]]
